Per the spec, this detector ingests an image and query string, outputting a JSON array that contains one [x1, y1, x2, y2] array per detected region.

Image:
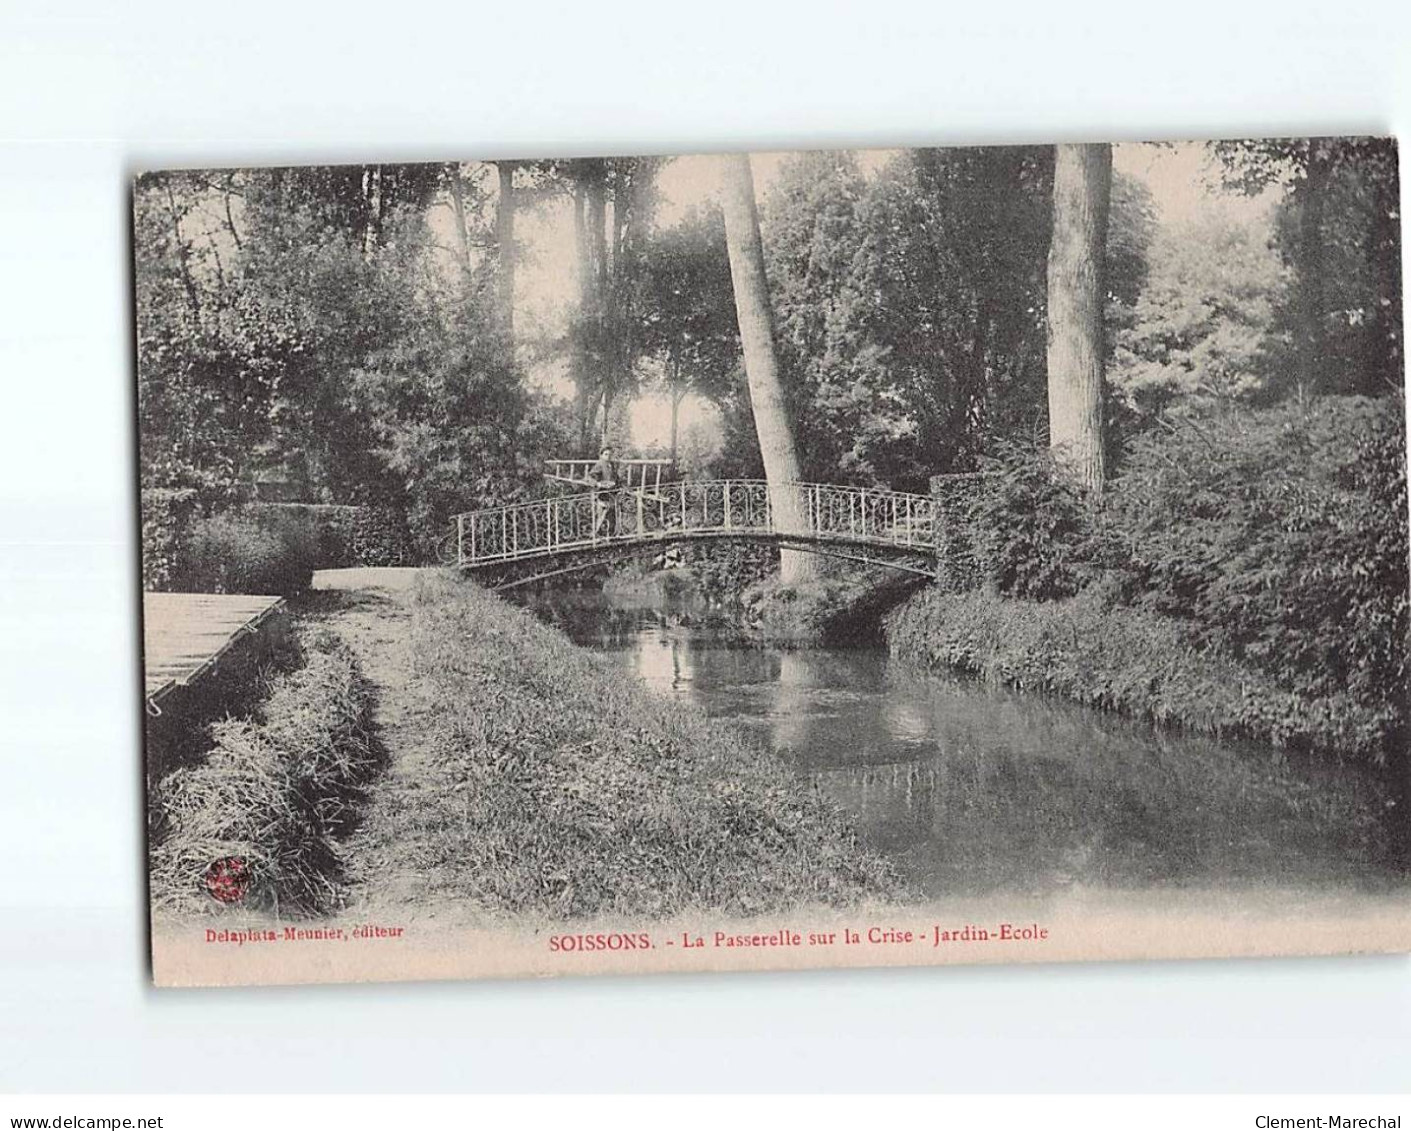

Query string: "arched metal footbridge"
[[449, 479, 946, 587]]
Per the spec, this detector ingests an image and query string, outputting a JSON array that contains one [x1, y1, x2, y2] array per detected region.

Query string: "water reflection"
[[519, 588, 1393, 898]]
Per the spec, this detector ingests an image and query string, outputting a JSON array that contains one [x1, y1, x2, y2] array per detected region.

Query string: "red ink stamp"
[[205, 857, 250, 904]]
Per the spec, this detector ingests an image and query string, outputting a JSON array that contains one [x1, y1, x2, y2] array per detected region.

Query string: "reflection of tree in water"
[[822, 757, 1190, 895], [770, 651, 812, 753], [630, 627, 690, 693], [513, 589, 1396, 900]]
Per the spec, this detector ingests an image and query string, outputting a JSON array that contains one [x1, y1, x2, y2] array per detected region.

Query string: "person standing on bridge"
[[590, 444, 618, 538]]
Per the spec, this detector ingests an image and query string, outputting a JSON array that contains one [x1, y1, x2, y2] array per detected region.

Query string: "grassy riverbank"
[[887, 588, 1402, 759], [149, 627, 380, 916], [340, 572, 899, 919]]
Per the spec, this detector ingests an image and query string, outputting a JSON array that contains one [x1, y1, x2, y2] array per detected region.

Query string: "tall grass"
[[887, 588, 1402, 762], [149, 629, 378, 916], [181, 508, 319, 596], [358, 573, 900, 918]]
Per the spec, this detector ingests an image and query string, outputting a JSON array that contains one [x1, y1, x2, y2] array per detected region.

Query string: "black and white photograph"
[[133, 138, 1411, 987], [8, 0, 1411, 1116]]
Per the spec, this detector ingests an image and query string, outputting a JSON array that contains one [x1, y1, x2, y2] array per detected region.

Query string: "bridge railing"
[[452, 480, 935, 568]]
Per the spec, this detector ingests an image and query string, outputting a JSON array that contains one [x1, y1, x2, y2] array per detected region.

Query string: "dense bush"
[[741, 574, 866, 642], [249, 503, 413, 569], [150, 630, 378, 915], [679, 540, 777, 603], [1110, 397, 1409, 718], [143, 497, 413, 597], [901, 397, 1410, 765], [140, 487, 199, 591], [960, 447, 1110, 600], [741, 565, 918, 645], [345, 504, 415, 566], [181, 508, 318, 597]]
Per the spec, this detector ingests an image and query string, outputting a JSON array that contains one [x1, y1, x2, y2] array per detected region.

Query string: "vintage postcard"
[[135, 137, 1411, 987]]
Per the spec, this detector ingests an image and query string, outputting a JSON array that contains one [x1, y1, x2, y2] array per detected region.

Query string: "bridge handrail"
[[451, 478, 933, 522], [451, 478, 938, 569]]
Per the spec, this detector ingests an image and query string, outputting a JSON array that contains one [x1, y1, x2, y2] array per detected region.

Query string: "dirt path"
[[301, 568, 432, 908]]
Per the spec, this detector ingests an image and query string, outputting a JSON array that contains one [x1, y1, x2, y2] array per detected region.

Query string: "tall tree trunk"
[[669, 357, 684, 464], [718, 153, 818, 584], [446, 164, 473, 275], [587, 168, 608, 295], [580, 165, 613, 452], [607, 165, 633, 440], [572, 185, 590, 302], [1045, 142, 1112, 495], [495, 161, 517, 338], [589, 171, 616, 449], [1297, 140, 1332, 398], [571, 182, 597, 452], [361, 165, 384, 258]]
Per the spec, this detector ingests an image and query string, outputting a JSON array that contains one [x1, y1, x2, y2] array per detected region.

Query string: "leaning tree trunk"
[[718, 153, 818, 584], [1046, 142, 1112, 495]]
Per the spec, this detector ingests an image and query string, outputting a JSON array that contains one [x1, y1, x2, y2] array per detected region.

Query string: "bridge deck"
[[143, 593, 287, 707]]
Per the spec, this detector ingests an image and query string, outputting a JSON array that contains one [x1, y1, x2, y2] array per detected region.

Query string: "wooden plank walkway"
[[143, 593, 287, 707]]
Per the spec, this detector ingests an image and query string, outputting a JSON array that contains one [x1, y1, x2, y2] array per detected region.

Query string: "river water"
[[519, 587, 1394, 899]]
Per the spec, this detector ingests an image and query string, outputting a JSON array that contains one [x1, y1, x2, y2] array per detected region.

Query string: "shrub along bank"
[[353, 573, 899, 918], [140, 492, 414, 597], [889, 396, 1410, 769], [181, 508, 320, 598], [743, 567, 927, 645]]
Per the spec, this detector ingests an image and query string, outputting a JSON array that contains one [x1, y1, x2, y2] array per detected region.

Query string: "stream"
[[518, 586, 1394, 900]]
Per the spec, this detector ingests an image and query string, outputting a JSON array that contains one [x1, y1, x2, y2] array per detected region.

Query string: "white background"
[[2, 0, 1410, 1094]]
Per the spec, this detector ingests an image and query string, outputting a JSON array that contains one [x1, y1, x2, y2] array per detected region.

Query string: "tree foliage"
[[931, 396, 1410, 763], [134, 162, 564, 553], [638, 205, 741, 458], [1213, 137, 1403, 398], [1111, 209, 1290, 417], [556, 157, 664, 450], [751, 148, 1153, 491], [1110, 396, 1409, 722]]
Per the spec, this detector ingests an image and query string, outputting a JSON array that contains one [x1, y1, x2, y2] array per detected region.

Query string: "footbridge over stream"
[[450, 478, 974, 588]]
